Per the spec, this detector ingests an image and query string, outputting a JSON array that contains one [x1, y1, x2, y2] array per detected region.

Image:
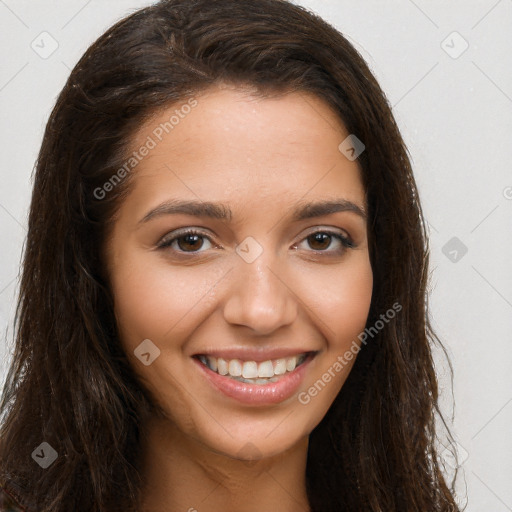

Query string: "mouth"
[[194, 352, 311, 385], [192, 351, 317, 405]]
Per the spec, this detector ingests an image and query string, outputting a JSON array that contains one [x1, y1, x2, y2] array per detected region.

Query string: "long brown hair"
[[0, 0, 459, 510]]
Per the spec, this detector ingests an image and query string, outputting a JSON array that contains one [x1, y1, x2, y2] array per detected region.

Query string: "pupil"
[[179, 234, 202, 251], [309, 233, 330, 250]]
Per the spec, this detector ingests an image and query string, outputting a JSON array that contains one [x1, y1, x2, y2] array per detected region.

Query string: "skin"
[[104, 84, 373, 512]]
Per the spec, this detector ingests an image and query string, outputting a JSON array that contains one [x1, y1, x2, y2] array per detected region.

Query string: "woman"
[[0, 0, 460, 510]]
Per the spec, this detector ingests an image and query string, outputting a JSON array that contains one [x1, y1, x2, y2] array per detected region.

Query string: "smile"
[[192, 351, 317, 405], [196, 353, 309, 384]]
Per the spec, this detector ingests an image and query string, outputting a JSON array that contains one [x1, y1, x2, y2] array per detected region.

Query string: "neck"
[[138, 416, 311, 512]]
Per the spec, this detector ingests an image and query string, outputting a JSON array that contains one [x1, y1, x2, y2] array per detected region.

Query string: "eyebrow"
[[139, 198, 367, 224]]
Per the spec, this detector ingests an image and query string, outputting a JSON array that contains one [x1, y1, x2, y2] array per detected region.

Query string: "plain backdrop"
[[1, 1, 511, 510]]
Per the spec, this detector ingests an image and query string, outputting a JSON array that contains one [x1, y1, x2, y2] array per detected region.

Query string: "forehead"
[[133, 85, 349, 158], [120, 85, 365, 220]]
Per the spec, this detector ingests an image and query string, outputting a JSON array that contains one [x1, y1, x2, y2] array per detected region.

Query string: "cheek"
[[111, 248, 373, 357], [299, 256, 373, 347], [109, 259, 222, 417], [110, 255, 206, 349], [293, 256, 372, 416], [336, 264, 373, 342]]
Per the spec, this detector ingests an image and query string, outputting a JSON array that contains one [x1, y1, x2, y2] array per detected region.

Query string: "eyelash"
[[157, 228, 355, 256]]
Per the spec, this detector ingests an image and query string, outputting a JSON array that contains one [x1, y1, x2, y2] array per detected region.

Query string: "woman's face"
[[105, 85, 373, 460]]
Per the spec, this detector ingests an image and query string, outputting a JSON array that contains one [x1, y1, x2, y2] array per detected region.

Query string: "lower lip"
[[193, 355, 313, 406]]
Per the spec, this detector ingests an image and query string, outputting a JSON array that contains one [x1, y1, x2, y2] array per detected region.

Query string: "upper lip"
[[192, 347, 318, 362]]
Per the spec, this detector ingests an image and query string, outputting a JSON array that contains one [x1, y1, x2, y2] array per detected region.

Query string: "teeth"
[[217, 358, 228, 376], [207, 356, 218, 372], [242, 361, 258, 379], [274, 359, 287, 375], [228, 360, 242, 377], [198, 353, 308, 381], [238, 376, 279, 384], [286, 357, 297, 372], [257, 360, 274, 378]]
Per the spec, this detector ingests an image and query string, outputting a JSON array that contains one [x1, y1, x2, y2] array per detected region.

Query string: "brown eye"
[[307, 232, 332, 251], [177, 234, 205, 252], [158, 229, 214, 253], [295, 230, 354, 255]]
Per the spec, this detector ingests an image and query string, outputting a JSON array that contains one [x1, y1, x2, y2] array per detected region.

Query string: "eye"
[[157, 229, 214, 253], [157, 228, 355, 256], [294, 230, 354, 255]]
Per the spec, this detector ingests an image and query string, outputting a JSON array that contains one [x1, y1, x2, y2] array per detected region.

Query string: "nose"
[[222, 251, 298, 335]]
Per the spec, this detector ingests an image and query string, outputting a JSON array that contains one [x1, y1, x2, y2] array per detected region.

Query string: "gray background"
[[1, 1, 511, 509]]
